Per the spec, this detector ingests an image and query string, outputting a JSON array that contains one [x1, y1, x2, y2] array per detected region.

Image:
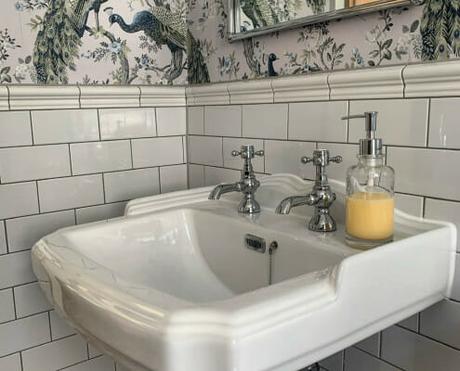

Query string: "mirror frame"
[[228, 0, 418, 42]]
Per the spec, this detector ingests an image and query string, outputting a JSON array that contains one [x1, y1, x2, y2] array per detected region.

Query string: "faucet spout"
[[275, 194, 319, 215], [208, 183, 241, 200]]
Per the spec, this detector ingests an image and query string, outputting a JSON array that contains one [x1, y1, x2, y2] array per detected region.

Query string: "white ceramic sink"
[[31, 174, 457, 371]]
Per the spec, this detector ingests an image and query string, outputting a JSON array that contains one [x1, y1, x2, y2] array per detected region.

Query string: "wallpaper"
[[0, 0, 458, 85], [0, 0, 189, 85], [187, 0, 460, 83]]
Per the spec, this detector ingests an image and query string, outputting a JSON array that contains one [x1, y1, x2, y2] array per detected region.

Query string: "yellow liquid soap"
[[346, 192, 394, 241]]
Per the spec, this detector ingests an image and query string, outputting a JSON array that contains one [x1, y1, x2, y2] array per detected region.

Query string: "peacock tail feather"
[[421, 0, 460, 60], [187, 33, 210, 84]]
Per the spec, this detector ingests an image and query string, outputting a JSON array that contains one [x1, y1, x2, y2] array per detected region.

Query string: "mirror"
[[229, 0, 415, 41]]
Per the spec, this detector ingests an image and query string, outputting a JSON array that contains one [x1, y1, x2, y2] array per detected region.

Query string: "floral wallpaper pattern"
[[187, 0, 460, 83], [0, 0, 458, 85], [0, 0, 189, 84]]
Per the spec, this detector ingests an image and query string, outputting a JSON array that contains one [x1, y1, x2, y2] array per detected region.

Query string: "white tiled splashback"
[[186, 68, 460, 371], [3, 61, 460, 371], [0, 99, 187, 371]]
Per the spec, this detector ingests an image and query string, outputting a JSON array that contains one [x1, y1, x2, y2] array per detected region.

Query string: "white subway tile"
[[188, 164, 205, 189], [387, 147, 460, 201], [188, 136, 223, 166], [22, 335, 87, 371], [32, 109, 99, 144], [355, 333, 380, 357], [289, 101, 348, 142], [204, 167, 240, 186], [14, 282, 52, 318], [50, 310, 76, 340], [0, 289, 15, 323], [0, 182, 38, 219], [420, 300, 460, 349], [429, 98, 460, 149], [71, 141, 132, 175], [319, 351, 343, 371], [104, 168, 160, 203], [6, 210, 75, 252], [76, 202, 126, 224], [0, 353, 21, 371], [62, 355, 115, 371], [265, 140, 316, 179], [0, 251, 36, 289], [0, 111, 32, 147], [382, 325, 460, 371], [187, 107, 204, 135], [99, 108, 156, 140], [345, 347, 398, 371], [349, 99, 428, 147], [160, 165, 188, 193], [243, 104, 288, 139], [0, 313, 50, 357], [223, 138, 264, 173], [425, 198, 460, 251], [204, 106, 241, 136], [157, 107, 186, 136], [0, 145, 70, 182], [132, 137, 184, 168], [395, 193, 424, 217], [0, 222, 6, 255], [38, 175, 104, 212]]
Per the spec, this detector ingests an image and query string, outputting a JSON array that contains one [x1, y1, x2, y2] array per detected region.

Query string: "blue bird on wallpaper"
[[33, 0, 108, 84], [109, 5, 209, 84], [267, 53, 278, 77]]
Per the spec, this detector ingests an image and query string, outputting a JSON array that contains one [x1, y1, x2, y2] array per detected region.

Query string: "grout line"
[[96, 109, 102, 141], [47, 311, 52, 340], [129, 139, 134, 169], [11, 287, 17, 320], [35, 181, 41, 214], [19, 351, 24, 371], [29, 111, 34, 145], [401, 65, 408, 99], [425, 98, 431, 148], [158, 167, 162, 194]]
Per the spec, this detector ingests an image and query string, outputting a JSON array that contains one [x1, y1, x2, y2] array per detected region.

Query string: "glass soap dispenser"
[[341, 112, 395, 250]]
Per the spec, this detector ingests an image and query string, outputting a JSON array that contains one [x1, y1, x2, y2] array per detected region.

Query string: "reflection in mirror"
[[232, 0, 413, 40]]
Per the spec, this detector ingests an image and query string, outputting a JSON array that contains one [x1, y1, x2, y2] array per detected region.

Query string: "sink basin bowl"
[[31, 174, 457, 371]]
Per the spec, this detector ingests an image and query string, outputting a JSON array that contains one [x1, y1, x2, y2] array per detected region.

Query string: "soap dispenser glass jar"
[[346, 154, 395, 249], [343, 112, 395, 250]]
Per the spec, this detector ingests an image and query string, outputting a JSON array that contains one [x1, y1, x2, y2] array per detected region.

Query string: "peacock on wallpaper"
[[0, 0, 208, 85], [0, 0, 459, 85]]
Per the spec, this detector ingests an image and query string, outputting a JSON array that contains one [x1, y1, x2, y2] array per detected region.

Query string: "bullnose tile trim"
[[404, 61, 460, 98], [8, 85, 80, 110], [0, 86, 8, 111], [187, 84, 230, 106], [228, 80, 273, 104], [140, 86, 186, 107], [79, 86, 141, 108], [329, 65, 405, 100], [272, 74, 329, 102]]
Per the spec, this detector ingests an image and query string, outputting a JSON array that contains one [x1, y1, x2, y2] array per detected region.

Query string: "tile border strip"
[[1, 60, 460, 110]]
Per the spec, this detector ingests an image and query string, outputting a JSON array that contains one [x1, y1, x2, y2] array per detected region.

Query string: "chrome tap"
[[276, 149, 342, 232], [209, 145, 264, 214]]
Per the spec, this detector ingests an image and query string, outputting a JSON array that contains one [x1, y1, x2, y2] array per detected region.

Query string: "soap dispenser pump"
[[341, 112, 395, 249]]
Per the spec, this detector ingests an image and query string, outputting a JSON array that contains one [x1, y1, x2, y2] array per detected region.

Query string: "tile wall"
[[0, 101, 187, 371], [187, 93, 460, 370]]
